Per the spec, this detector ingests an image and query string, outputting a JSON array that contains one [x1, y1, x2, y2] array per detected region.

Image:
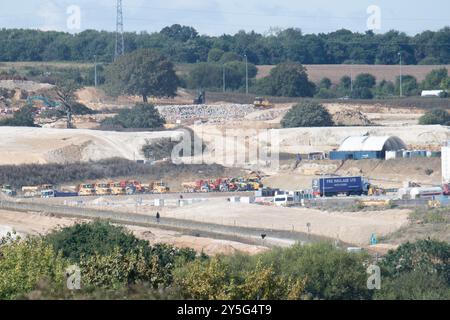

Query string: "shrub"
[[281, 102, 334, 128], [102, 103, 165, 129], [351, 87, 374, 99], [419, 108, 450, 125], [0, 237, 67, 300], [45, 220, 153, 262], [354, 73, 376, 89], [0, 105, 37, 127]]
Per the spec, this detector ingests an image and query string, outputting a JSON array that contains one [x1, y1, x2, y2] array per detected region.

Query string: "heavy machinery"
[[368, 185, 386, 196], [77, 184, 96, 196], [21, 184, 54, 198], [182, 182, 198, 193], [95, 183, 112, 196], [110, 182, 126, 196], [119, 180, 145, 195], [193, 90, 206, 105], [152, 181, 170, 194], [253, 97, 273, 109], [1, 185, 16, 197]]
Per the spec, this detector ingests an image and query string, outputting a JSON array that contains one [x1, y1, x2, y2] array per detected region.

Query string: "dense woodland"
[[1, 25, 450, 65]]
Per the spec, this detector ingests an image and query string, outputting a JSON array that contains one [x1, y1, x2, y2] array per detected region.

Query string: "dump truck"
[[77, 184, 96, 196], [95, 183, 112, 196], [253, 97, 273, 109], [110, 182, 126, 196], [152, 181, 170, 194], [313, 176, 370, 197]]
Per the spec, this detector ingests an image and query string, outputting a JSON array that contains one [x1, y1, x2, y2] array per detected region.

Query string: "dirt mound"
[[332, 110, 373, 126]]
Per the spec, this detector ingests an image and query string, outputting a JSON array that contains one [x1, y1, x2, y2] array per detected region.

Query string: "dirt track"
[[0, 210, 268, 256]]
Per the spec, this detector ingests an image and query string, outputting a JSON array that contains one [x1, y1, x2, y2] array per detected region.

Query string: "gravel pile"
[[157, 104, 255, 122], [0, 80, 54, 91], [332, 110, 373, 126]]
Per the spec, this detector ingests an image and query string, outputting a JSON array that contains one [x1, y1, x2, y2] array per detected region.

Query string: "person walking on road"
[[156, 212, 160, 224]]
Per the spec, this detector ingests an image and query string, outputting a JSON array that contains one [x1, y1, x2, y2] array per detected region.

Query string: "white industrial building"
[[421, 90, 446, 97], [338, 136, 407, 152], [443, 142, 450, 183]]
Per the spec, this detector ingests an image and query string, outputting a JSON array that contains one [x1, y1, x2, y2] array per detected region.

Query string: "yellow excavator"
[[253, 97, 273, 109]]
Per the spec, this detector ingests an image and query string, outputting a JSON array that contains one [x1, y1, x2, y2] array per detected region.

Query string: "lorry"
[[312, 176, 369, 197], [95, 183, 112, 196], [41, 190, 78, 198], [77, 184, 96, 196], [151, 181, 170, 194], [110, 182, 126, 196]]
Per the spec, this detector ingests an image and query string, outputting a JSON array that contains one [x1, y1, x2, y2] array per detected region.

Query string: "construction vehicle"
[[109, 182, 126, 196], [95, 183, 112, 196], [193, 90, 206, 105], [182, 182, 198, 193], [368, 185, 386, 196], [253, 97, 273, 109], [77, 184, 96, 196], [443, 184, 450, 196], [1, 185, 16, 197], [152, 181, 170, 194]]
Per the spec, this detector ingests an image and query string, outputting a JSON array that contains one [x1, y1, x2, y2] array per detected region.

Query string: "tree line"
[[0, 25, 450, 65], [1, 220, 448, 300]]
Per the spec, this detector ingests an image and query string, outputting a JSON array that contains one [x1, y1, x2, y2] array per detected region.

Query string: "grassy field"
[[257, 64, 450, 83]]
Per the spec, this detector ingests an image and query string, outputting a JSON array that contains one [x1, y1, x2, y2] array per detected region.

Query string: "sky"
[[0, 0, 449, 35]]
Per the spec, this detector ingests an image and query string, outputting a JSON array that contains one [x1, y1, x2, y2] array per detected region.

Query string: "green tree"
[[207, 48, 225, 62], [259, 243, 372, 300], [79, 247, 164, 289], [220, 52, 242, 63], [422, 68, 449, 90], [45, 220, 153, 262], [102, 103, 165, 129], [375, 271, 449, 300], [354, 73, 376, 89], [419, 109, 450, 125], [105, 49, 179, 102], [319, 77, 332, 89], [0, 236, 68, 300], [55, 79, 82, 128], [379, 239, 450, 283], [339, 75, 352, 90], [351, 88, 374, 99], [397, 75, 419, 96], [261, 62, 315, 97], [281, 102, 334, 128]]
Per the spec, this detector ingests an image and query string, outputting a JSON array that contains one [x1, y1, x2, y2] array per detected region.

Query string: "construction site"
[[0, 75, 448, 256]]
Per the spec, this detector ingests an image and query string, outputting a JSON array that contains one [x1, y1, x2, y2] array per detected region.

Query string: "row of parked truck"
[[11, 180, 171, 198]]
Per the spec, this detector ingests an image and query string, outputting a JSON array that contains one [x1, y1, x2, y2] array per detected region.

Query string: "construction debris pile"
[[156, 104, 256, 123], [332, 110, 373, 126]]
